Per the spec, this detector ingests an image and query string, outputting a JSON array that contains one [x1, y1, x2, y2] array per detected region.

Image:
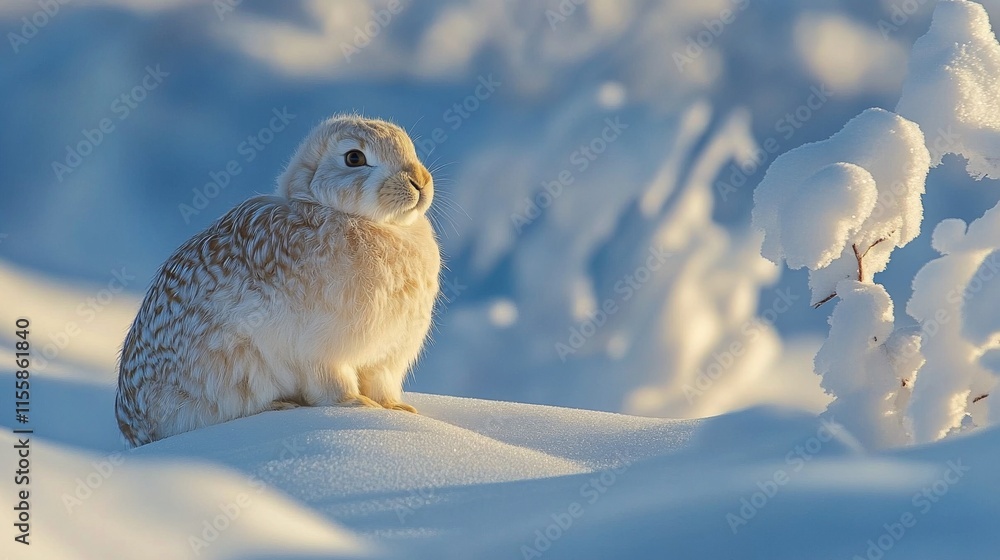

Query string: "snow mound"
[[12, 388, 1000, 560], [132, 400, 596, 503], [752, 108, 930, 305], [407, 394, 699, 470], [5, 431, 368, 560], [896, 0, 1000, 179]]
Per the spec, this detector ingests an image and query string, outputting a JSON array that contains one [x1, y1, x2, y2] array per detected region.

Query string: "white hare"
[[115, 115, 441, 447]]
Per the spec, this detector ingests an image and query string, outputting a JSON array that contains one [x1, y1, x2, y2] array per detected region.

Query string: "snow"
[[8, 362, 1000, 559], [930, 217, 969, 254], [813, 281, 915, 448], [962, 249, 1000, 347], [6, 430, 368, 560], [896, 0, 1000, 179], [752, 108, 930, 305], [906, 204, 1000, 443], [779, 162, 878, 271]]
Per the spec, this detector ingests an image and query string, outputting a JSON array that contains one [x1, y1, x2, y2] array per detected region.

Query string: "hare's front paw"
[[269, 400, 302, 411], [337, 394, 383, 409], [384, 401, 418, 413]]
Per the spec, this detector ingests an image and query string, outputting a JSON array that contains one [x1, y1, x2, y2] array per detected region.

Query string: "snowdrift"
[[6, 386, 1000, 560]]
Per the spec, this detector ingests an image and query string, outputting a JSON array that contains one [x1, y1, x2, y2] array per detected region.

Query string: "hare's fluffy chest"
[[266, 213, 440, 370]]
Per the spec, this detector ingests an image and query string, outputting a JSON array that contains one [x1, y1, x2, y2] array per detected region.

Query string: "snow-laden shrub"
[[753, 108, 929, 449], [754, 0, 1000, 448]]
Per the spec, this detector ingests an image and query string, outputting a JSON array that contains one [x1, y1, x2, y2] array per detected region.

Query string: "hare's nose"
[[403, 164, 431, 191]]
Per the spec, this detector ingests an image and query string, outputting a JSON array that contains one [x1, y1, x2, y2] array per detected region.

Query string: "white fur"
[[115, 115, 441, 447]]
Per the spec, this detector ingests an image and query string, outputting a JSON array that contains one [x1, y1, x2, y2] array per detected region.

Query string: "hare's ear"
[[278, 127, 333, 199]]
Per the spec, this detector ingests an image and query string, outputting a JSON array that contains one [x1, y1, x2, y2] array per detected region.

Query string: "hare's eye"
[[344, 150, 367, 167]]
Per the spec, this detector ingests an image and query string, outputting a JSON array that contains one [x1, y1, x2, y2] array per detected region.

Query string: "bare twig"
[[812, 293, 837, 309], [860, 235, 889, 259], [853, 243, 863, 282], [812, 233, 895, 309]]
